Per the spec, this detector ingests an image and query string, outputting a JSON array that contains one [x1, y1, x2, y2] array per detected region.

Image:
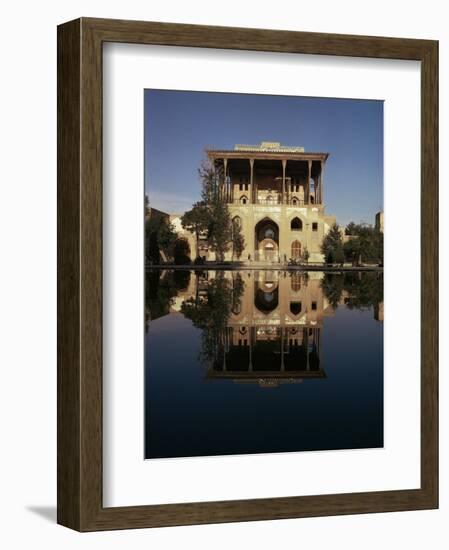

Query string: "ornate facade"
[[207, 141, 337, 263]]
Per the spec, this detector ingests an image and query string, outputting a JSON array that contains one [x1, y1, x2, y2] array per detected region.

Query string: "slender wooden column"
[[307, 160, 312, 205], [282, 159, 287, 204], [223, 158, 228, 202], [212, 160, 217, 201], [249, 158, 254, 203], [320, 160, 324, 204]]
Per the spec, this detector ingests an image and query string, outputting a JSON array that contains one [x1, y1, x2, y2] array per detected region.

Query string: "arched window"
[[232, 216, 242, 229], [291, 217, 302, 231], [310, 195, 315, 204], [240, 195, 248, 205], [290, 301, 302, 315], [291, 196, 298, 205], [291, 240, 301, 259]]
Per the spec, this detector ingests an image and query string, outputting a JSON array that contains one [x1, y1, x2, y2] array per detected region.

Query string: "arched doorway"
[[255, 218, 279, 262], [291, 240, 301, 259]]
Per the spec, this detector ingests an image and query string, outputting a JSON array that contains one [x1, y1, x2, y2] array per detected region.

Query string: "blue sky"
[[144, 90, 383, 227]]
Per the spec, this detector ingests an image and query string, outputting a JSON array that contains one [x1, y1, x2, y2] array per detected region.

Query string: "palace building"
[[206, 141, 337, 263]]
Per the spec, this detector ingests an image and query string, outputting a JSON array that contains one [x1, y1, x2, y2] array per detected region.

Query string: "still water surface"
[[145, 269, 383, 459]]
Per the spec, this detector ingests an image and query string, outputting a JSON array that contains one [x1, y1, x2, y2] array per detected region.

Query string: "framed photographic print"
[[57, 17, 438, 531]]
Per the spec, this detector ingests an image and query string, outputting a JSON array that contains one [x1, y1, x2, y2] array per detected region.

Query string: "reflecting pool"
[[145, 269, 383, 459]]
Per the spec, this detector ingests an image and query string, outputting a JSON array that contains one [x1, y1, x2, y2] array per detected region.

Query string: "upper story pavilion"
[[206, 141, 328, 207]]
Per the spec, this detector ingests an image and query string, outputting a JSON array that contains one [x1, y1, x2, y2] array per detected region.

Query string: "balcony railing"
[[228, 198, 319, 206]]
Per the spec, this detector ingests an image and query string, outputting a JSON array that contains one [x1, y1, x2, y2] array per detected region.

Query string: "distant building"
[[375, 211, 384, 233], [146, 205, 169, 222]]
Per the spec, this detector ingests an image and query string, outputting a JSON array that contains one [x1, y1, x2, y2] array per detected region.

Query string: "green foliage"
[[231, 218, 245, 260], [303, 247, 310, 263], [145, 195, 177, 264], [181, 201, 210, 258], [320, 223, 344, 265], [345, 221, 358, 235], [197, 161, 245, 262], [157, 219, 177, 252], [343, 222, 383, 266], [343, 238, 362, 266], [207, 202, 232, 261], [173, 237, 191, 265]]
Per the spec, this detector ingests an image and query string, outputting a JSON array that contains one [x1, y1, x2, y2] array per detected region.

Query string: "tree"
[[343, 272, 383, 310], [230, 218, 245, 260], [173, 237, 191, 265], [302, 246, 310, 264], [320, 223, 344, 265], [320, 271, 383, 312], [320, 273, 344, 308], [181, 202, 210, 259], [145, 270, 178, 329], [145, 194, 177, 264], [145, 215, 177, 263], [343, 237, 363, 266], [197, 160, 245, 262], [345, 221, 358, 235], [343, 222, 383, 266], [181, 272, 243, 366], [201, 164, 231, 261]]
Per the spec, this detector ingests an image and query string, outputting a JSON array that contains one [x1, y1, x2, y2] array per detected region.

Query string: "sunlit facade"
[[206, 141, 337, 263]]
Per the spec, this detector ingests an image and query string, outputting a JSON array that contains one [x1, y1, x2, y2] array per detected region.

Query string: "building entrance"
[[255, 218, 279, 262]]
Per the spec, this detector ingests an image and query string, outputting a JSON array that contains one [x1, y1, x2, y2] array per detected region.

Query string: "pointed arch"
[[291, 217, 303, 231], [291, 240, 301, 259]]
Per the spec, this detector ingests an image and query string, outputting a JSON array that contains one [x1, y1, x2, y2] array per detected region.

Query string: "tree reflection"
[[181, 272, 244, 365], [320, 271, 383, 310], [145, 269, 191, 331]]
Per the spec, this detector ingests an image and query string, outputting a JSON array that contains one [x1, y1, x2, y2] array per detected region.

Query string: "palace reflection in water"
[[145, 269, 383, 459]]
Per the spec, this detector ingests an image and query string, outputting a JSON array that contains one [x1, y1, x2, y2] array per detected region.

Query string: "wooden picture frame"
[[57, 17, 438, 531]]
